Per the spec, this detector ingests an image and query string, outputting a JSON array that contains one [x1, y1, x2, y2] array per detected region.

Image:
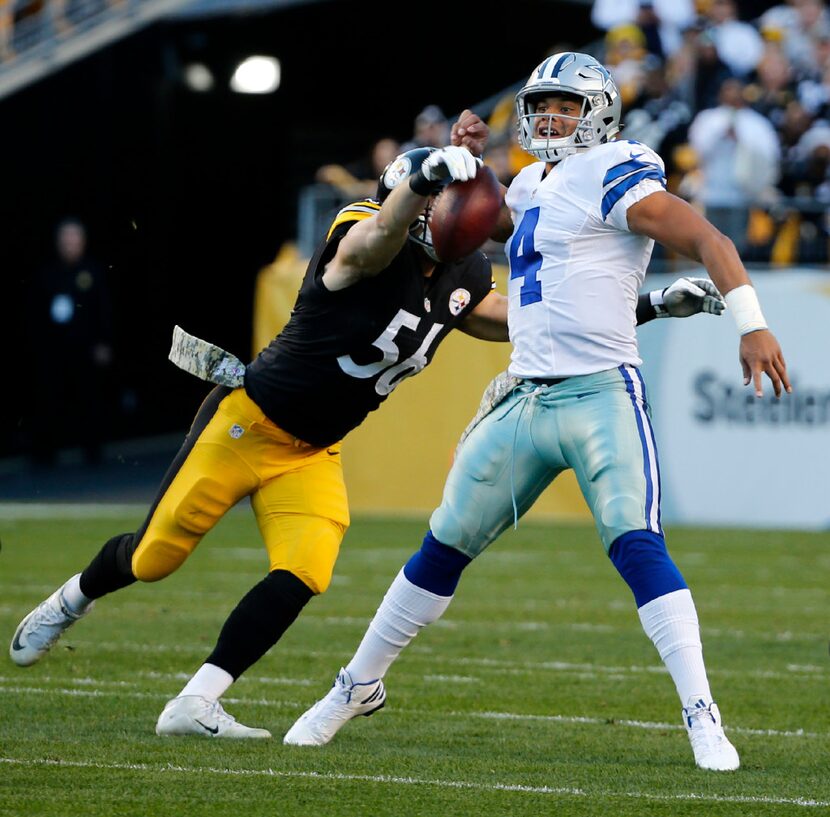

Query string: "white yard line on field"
[[0, 679, 824, 739], [6, 637, 824, 683], [0, 684, 291, 708], [0, 671, 312, 687], [461, 710, 821, 739], [0, 756, 827, 808], [0, 503, 147, 519]]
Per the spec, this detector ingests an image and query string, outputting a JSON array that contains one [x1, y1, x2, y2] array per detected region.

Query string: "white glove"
[[653, 277, 726, 318], [421, 145, 480, 183]]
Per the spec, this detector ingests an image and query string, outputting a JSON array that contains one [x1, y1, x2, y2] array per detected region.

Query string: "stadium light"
[[230, 56, 281, 94], [184, 63, 215, 93]]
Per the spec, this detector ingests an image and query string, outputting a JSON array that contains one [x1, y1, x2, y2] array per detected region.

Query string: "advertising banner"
[[639, 270, 830, 530]]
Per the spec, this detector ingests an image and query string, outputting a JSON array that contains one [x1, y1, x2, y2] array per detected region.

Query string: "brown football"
[[429, 166, 502, 262]]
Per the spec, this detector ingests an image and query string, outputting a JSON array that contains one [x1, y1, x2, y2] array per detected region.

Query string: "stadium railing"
[[296, 181, 830, 270]]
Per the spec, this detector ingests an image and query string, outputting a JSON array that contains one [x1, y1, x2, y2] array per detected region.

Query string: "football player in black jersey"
[[9, 114, 512, 737], [10, 110, 725, 739]]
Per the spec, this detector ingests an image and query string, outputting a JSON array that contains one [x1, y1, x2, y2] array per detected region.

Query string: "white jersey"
[[504, 139, 666, 378]]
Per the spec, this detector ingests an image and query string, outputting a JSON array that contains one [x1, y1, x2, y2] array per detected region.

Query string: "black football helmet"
[[376, 146, 443, 260]]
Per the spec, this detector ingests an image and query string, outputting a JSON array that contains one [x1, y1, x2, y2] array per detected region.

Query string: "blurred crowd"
[[497, 0, 830, 264], [318, 0, 830, 266], [0, 0, 115, 61], [598, 0, 830, 264]]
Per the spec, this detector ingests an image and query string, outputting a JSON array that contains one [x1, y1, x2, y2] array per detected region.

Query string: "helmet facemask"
[[407, 200, 440, 262]]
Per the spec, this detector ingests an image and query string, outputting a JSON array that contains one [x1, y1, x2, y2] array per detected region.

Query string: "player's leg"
[[10, 386, 258, 667], [285, 387, 560, 746], [563, 366, 738, 771], [342, 390, 559, 683], [157, 436, 348, 739]]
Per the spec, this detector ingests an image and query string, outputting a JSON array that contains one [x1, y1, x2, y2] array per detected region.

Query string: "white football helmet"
[[516, 52, 622, 163]]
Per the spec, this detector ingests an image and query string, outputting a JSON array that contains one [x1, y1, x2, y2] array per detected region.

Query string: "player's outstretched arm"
[[627, 191, 792, 398], [323, 146, 479, 291]]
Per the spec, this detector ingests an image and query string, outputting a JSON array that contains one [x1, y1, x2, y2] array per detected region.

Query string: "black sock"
[[79, 532, 138, 599], [205, 570, 314, 679]]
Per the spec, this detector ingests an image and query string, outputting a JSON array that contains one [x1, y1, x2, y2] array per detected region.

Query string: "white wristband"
[[725, 284, 768, 335], [649, 288, 668, 317]]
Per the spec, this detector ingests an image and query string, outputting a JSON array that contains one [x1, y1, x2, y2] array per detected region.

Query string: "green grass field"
[[1, 508, 828, 816]]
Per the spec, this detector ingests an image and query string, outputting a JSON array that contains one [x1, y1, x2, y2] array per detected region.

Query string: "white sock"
[[62, 574, 93, 614], [637, 588, 713, 706], [346, 569, 453, 683], [178, 663, 234, 700]]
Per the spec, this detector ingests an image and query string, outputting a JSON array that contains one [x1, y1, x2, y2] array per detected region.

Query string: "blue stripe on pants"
[[618, 364, 662, 535]]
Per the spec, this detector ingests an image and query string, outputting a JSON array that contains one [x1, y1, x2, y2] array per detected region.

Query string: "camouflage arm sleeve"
[[168, 325, 246, 388]]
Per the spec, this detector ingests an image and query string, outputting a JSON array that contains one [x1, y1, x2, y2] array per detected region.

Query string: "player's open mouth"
[[538, 127, 560, 138]]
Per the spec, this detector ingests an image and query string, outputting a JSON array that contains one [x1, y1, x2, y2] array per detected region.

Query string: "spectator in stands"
[[790, 120, 830, 198], [591, 0, 697, 59], [315, 137, 400, 199], [746, 33, 798, 128], [778, 98, 816, 155], [703, 0, 766, 78], [0, 0, 13, 61], [400, 104, 451, 152], [668, 25, 735, 114], [772, 120, 830, 262], [795, 30, 830, 115], [759, 0, 830, 77], [623, 54, 693, 164], [604, 23, 650, 107], [687, 76, 782, 253], [27, 217, 114, 465]]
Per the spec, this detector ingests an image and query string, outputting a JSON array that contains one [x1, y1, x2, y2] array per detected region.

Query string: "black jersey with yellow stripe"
[[245, 199, 494, 447]]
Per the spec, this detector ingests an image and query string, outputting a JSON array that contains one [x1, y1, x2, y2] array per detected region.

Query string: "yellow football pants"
[[130, 387, 350, 594]]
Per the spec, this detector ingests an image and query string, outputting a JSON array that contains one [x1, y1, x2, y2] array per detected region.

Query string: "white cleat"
[[283, 668, 386, 746], [155, 695, 271, 739], [683, 698, 740, 771], [10, 574, 94, 667]]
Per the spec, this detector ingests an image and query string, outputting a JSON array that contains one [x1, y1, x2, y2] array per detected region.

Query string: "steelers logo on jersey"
[[449, 288, 471, 316]]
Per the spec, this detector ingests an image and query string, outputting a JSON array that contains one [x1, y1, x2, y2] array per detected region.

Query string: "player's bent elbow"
[[704, 225, 736, 252], [698, 227, 741, 268]]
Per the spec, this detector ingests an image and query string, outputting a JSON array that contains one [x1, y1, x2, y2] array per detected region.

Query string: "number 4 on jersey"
[[509, 207, 543, 306]]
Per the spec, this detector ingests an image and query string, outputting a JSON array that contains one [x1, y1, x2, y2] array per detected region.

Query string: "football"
[[429, 166, 502, 262]]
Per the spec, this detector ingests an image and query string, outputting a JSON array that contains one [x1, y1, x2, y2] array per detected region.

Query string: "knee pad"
[[131, 535, 192, 582], [609, 530, 687, 608], [403, 531, 471, 596]]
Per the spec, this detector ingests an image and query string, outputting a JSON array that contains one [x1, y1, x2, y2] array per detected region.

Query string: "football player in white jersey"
[[284, 53, 791, 771]]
